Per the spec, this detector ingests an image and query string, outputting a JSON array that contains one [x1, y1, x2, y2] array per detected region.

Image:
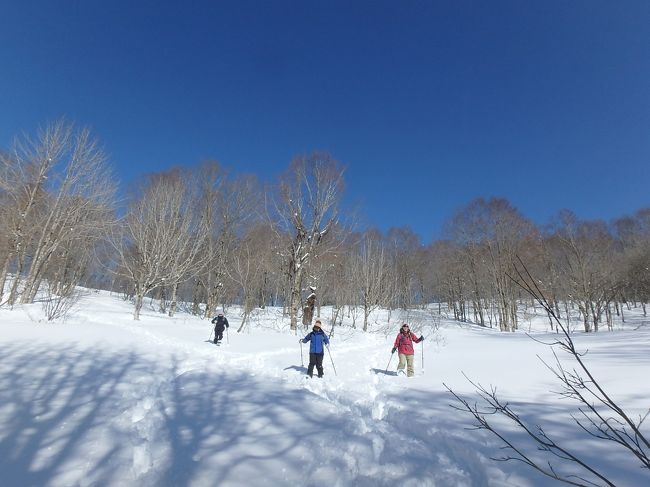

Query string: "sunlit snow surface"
[[1, 291, 649, 486]]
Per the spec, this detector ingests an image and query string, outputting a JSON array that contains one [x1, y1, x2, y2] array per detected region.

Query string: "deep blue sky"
[[1, 1, 649, 242]]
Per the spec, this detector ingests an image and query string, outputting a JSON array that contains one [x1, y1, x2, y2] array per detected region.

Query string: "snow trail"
[[2, 293, 649, 486]]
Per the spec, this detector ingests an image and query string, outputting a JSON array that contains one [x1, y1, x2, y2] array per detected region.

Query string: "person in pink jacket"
[[391, 323, 424, 377]]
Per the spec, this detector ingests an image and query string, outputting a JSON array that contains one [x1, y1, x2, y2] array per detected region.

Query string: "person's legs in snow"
[[406, 354, 415, 376], [315, 353, 324, 377], [397, 353, 407, 374]]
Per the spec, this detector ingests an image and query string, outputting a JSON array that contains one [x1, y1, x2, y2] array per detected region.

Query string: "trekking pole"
[[326, 345, 337, 376], [299, 340, 304, 367], [385, 350, 395, 373], [421, 340, 424, 374]]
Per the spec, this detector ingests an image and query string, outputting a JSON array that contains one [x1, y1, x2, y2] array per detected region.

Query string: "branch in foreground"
[[446, 257, 649, 486]]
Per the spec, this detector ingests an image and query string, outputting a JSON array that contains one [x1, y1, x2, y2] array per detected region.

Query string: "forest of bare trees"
[[1, 121, 649, 329]]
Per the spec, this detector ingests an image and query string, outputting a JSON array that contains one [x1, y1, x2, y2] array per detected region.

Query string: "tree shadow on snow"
[[0, 343, 147, 487], [0, 342, 646, 487], [0, 344, 350, 486], [377, 387, 649, 487]]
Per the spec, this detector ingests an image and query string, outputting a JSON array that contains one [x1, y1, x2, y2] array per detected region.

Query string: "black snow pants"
[[307, 353, 324, 378], [214, 326, 225, 343]]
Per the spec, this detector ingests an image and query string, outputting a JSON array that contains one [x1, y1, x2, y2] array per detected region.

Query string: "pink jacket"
[[394, 331, 421, 355]]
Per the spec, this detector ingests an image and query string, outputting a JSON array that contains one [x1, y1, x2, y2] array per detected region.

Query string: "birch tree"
[[111, 168, 209, 320], [0, 120, 115, 305], [274, 152, 345, 331], [0, 123, 68, 304], [195, 163, 261, 318], [549, 210, 618, 332], [351, 230, 389, 331], [228, 237, 263, 332], [385, 226, 421, 310], [23, 126, 115, 304], [446, 198, 535, 331], [614, 209, 650, 310]]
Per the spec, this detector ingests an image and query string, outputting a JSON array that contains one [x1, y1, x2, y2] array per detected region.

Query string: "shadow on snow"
[[0, 343, 647, 486]]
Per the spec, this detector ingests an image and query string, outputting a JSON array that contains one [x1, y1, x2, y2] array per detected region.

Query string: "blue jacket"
[[302, 329, 329, 353]]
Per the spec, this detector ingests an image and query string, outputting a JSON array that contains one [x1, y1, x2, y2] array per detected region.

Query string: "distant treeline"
[[2, 120, 648, 330]]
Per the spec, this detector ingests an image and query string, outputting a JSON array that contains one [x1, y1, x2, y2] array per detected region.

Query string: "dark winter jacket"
[[212, 315, 229, 332], [393, 331, 421, 355], [302, 329, 329, 354]]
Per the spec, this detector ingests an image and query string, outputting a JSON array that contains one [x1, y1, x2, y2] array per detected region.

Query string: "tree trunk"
[[363, 300, 370, 332], [191, 280, 203, 316], [7, 252, 27, 306], [289, 265, 304, 331], [0, 253, 12, 303], [168, 282, 180, 317], [237, 313, 246, 333], [302, 291, 316, 327], [579, 303, 591, 332], [134, 290, 145, 320]]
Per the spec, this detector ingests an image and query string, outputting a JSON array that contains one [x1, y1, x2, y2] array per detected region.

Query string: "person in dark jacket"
[[300, 319, 330, 378], [391, 323, 423, 377], [211, 312, 229, 344]]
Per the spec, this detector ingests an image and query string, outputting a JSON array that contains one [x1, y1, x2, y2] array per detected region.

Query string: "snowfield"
[[1, 291, 649, 487]]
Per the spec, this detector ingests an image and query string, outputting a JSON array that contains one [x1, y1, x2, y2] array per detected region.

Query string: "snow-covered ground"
[[1, 291, 649, 486]]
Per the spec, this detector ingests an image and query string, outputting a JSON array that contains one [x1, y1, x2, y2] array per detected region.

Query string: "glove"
[[299, 339, 303, 344], [419, 335, 424, 341], [391, 347, 397, 354]]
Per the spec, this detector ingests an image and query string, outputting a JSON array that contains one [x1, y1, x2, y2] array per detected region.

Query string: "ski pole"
[[226, 326, 230, 344], [208, 329, 214, 342], [421, 340, 424, 373], [385, 350, 394, 373], [326, 345, 337, 376], [300, 340, 304, 367]]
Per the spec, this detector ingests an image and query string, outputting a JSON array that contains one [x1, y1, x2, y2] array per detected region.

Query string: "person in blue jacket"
[[300, 319, 330, 378]]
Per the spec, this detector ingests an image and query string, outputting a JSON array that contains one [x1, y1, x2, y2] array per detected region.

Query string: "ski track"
[[3, 291, 649, 487], [96, 318, 489, 486], [1, 299, 568, 487]]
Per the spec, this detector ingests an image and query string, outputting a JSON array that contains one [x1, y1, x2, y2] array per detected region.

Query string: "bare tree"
[[445, 198, 536, 331], [0, 120, 116, 306], [22, 126, 115, 304], [613, 209, 650, 316], [302, 222, 350, 321], [245, 221, 284, 308], [548, 211, 619, 332], [446, 258, 650, 486], [110, 168, 209, 320], [197, 164, 261, 319], [384, 226, 422, 310], [0, 123, 68, 304], [273, 152, 345, 331], [350, 229, 389, 331], [424, 240, 467, 321], [41, 278, 83, 322], [227, 238, 262, 333]]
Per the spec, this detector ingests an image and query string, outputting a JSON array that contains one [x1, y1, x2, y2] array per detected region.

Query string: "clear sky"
[[1, 0, 649, 242]]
